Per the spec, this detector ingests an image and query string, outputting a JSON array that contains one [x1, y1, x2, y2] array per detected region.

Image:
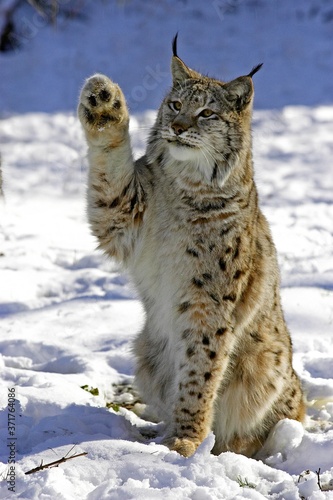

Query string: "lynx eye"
[[169, 101, 182, 112], [198, 108, 215, 118]]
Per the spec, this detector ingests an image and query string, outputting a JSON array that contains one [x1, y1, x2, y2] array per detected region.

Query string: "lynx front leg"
[[78, 74, 145, 262], [163, 325, 236, 457]]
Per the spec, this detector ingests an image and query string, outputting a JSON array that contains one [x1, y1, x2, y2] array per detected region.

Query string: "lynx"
[[78, 36, 304, 458]]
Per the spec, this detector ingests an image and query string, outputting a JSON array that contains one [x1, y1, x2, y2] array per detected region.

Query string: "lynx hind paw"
[[162, 436, 199, 458], [78, 74, 128, 130]]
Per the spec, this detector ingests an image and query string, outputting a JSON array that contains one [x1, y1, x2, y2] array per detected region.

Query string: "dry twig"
[[25, 451, 87, 475], [315, 468, 323, 491]]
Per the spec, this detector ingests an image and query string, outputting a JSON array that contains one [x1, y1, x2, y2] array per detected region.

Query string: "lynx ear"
[[224, 76, 254, 112], [223, 63, 262, 112], [171, 56, 193, 85], [171, 34, 202, 86]]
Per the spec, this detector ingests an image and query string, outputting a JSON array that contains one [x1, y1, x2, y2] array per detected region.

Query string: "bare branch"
[[25, 451, 88, 475], [316, 468, 323, 491], [0, 0, 22, 51]]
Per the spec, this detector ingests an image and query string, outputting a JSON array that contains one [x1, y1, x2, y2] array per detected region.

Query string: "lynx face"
[[149, 58, 258, 186], [161, 83, 233, 164]]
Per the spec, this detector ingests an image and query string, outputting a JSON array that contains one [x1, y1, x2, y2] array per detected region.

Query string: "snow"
[[0, 1, 333, 498]]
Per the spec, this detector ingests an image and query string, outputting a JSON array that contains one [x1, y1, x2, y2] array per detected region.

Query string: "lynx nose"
[[171, 117, 191, 136], [172, 123, 187, 135]]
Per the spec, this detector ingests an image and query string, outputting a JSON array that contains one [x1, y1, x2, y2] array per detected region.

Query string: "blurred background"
[[0, 0, 332, 114]]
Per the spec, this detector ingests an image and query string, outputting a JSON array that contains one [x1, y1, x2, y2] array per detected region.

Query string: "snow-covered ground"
[[0, 1, 333, 498]]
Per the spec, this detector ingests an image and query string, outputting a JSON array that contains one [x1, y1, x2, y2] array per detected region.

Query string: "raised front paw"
[[162, 436, 200, 458], [78, 74, 129, 136]]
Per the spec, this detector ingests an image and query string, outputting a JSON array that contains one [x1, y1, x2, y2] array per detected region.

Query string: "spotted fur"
[[78, 42, 304, 458]]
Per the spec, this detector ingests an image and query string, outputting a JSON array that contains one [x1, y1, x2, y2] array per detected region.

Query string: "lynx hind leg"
[[78, 74, 129, 143]]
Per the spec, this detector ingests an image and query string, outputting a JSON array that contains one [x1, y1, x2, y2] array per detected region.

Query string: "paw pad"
[[99, 89, 111, 102], [88, 95, 98, 107]]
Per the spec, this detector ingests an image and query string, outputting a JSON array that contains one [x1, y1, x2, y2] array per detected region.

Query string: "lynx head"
[[147, 35, 262, 187]]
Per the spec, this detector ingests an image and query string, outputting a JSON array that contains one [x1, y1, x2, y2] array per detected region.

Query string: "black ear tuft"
[[172, 33, 179, 58], [247, 63, 263, 78]]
